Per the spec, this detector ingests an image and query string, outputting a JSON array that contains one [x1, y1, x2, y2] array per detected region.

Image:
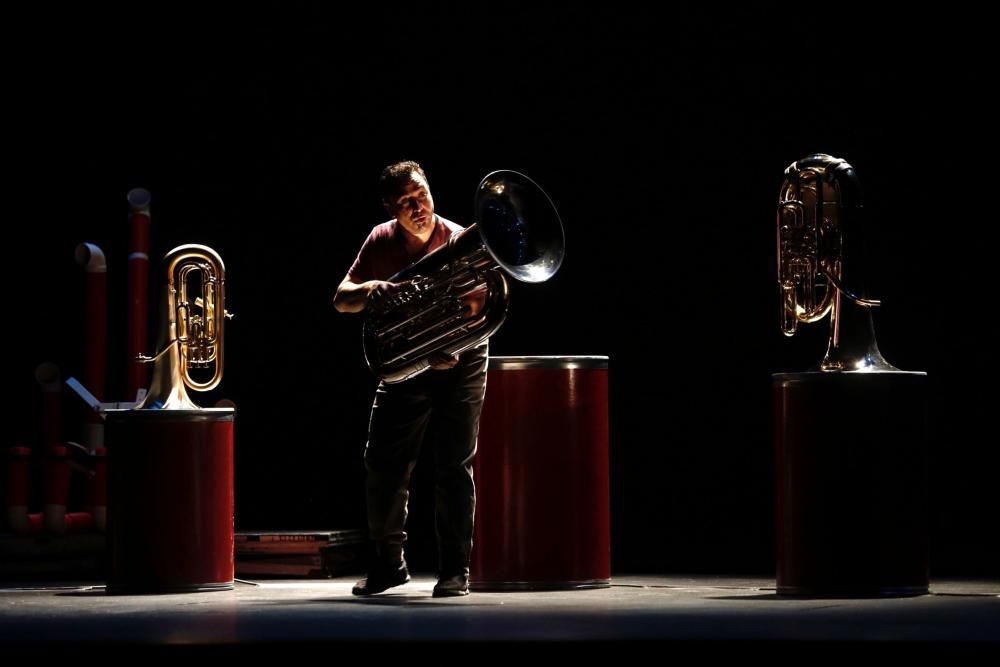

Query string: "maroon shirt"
[[347, 215, 464, 282]]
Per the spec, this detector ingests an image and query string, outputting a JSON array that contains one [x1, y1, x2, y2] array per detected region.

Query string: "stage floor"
[[1, 575, 997, 653]]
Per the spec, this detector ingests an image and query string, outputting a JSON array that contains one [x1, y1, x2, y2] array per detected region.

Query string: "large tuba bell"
[[777, 153, 895, 371], [363, 170, 565, 383], [136, 244, 232, 409]]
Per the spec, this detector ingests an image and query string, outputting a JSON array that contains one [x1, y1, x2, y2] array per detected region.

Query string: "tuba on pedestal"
[[776, 153, 895, 371], [136, 244, 232, 409], [106, 242, 236, 593], [363, 170, 565, 383], [772, 155, 929, 596]]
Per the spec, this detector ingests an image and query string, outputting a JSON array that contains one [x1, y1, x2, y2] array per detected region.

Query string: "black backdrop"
[[9, 5, 997, 575]]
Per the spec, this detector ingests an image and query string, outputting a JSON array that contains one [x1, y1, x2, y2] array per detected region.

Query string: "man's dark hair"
[[379, 161, 428, 205]]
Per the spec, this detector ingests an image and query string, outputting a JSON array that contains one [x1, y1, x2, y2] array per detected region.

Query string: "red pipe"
[[75, 243, 108, 531], [40, 441, 95, 534], [86, 447, 107, 532], [43, 444, 71, 533], [35, 364, 94, 534], [35, 363, 61, 453], [126, 188, 151, 401], [6, 446, 43, 535], [74, 242, 107, 450], [35, 364, 68, 533]]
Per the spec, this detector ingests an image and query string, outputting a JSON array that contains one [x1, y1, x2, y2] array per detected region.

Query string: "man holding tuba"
[[334, 161, 488, 597]]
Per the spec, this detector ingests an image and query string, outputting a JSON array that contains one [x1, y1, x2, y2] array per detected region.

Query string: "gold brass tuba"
[[136, 244, 232, 409], [777, 154, 895, 371], [363, 170, 565, 383]]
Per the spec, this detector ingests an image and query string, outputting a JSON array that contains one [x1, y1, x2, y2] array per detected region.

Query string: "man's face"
[[389, 172, 435, 238]]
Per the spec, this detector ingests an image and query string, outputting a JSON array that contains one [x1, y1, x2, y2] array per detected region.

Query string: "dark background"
[[8, 5, 996, 575]]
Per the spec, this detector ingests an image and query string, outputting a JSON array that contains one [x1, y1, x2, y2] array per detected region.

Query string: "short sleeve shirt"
[[347, 215, 465, 282]]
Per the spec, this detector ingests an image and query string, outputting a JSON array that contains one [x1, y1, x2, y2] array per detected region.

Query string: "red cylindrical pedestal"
[[105, 408, 235, 593], [472, 356, 610, 590], [773, 371, 928, 596]]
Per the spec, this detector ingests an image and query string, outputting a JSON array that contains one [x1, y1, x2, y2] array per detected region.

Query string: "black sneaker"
[[432, 572, 470, 597], [352, 561, 410, 596]]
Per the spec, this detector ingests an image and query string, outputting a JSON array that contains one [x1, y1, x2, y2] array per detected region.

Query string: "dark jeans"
[[363, 342, 488, 573]]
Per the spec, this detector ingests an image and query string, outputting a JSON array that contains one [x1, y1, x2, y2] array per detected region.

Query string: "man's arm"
[[333, 274, 458, 370], [333, 275, 394, 313]]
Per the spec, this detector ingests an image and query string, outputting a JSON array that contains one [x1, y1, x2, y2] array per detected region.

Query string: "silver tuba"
[[363, 170, 565, 383], [777, 153, 895, 371], [136, 244, 232, 409]]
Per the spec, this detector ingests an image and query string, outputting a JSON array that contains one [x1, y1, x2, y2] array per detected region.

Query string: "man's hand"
[[334, 277, 401, 313], [367, 280, 404, 311], [428, 352, 460, 370]]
